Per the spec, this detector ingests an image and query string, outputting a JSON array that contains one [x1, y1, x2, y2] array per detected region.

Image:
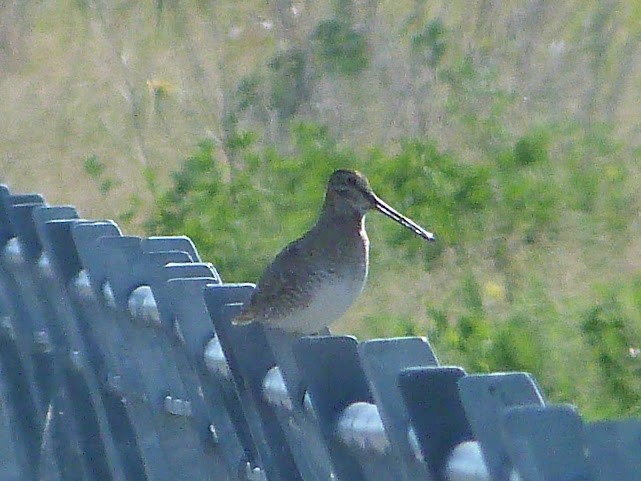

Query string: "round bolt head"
[[33, 330, 52, 353], [164, 395, 193, 417], [209, 423, 219, 444], [0, 316, 16, 340], [69, 350, 83, 371]]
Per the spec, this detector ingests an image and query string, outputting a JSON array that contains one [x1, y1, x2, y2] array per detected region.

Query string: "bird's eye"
[[347, 176, 358, 185]]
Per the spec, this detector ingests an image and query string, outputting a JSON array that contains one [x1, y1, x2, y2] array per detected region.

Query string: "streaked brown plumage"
[[233, 169, 435, 334]]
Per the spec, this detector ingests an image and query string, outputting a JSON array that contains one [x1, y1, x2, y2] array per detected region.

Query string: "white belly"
[[277, 276, 365, 334]]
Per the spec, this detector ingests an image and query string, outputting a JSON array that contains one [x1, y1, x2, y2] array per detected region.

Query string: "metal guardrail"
[[0, 183, 639, 481]]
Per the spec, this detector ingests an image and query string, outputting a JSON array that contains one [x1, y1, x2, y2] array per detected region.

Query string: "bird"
[[233, 169, 435, 334]]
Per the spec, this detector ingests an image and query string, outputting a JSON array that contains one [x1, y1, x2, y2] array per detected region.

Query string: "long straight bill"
[[373, 195, 436, 241]]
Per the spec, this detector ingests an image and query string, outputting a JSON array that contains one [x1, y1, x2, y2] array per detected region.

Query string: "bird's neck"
[[317, 196, 365, 233]]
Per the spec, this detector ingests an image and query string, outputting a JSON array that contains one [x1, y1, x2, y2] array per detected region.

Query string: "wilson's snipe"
[[233, 169, 435, 334]]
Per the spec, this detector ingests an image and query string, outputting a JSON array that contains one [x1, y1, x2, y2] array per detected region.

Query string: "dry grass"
[[3, 1, 641, 216], [3, 3, 641, 415]]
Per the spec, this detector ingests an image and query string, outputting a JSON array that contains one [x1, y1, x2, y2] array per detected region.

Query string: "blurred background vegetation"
[[3, 0, 641, 419]]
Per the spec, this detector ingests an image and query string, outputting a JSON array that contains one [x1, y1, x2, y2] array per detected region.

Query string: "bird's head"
[[325, 169, 436, 241], [326, 169, 375, 216]]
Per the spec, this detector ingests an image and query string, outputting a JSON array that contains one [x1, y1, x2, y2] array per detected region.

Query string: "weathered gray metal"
[[0, 182, 639, 481]]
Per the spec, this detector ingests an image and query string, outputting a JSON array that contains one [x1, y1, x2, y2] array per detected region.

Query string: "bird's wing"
[[233, 237, 317, 324]]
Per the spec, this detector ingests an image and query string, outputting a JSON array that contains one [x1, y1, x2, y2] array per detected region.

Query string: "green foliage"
[[65, 1, 641, 421], [580, 289, 641, 417], [332, 0, 354, 20], [236, 74, 261, 114], [149, 125, 489, 282], [268, 48, 309, 118], [512, 131, 550, 166], [136, 113, 641, 417], [428, 275, 549, 385], [410, 18, 448, 68], [491, 130, 560, 243], [441, 56, 514, 154], [83, 154, 104, 178], [83, 155, 120, 195], [362, 314, 419, 338], [498, 170, 559, 243], [146, 139, 253, 280], [561, 123, 631, 234], [453, 278, 494, 371], [368, 140, 492, 260], [312, 20, 369, 76], [427, 275, 496, 373], [145, 124, 359, 282], [146, 119, 580, 280], [491, 313, 544, 376]]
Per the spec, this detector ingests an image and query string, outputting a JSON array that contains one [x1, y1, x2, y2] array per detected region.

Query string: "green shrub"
[[410, 18, 447, 68], [136, 117, 641, 418], [145, 124, 360, 281], [83, 155, 120, 194], [369, 139, 492, 256], [580, 296, 641, 417], [512, 131, 550, 166], [236, 74, 261, 114], [312, 19, 369, 76], [269, 48, 309, 118], [490, 314, 544, 376]]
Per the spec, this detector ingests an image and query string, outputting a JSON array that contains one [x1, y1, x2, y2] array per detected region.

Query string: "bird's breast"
[[262, 223, 370, 334], [276, 272, 367, 334]]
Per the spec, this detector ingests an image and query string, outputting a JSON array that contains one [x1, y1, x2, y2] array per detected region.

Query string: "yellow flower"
[[484, 280, 505, 301]]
